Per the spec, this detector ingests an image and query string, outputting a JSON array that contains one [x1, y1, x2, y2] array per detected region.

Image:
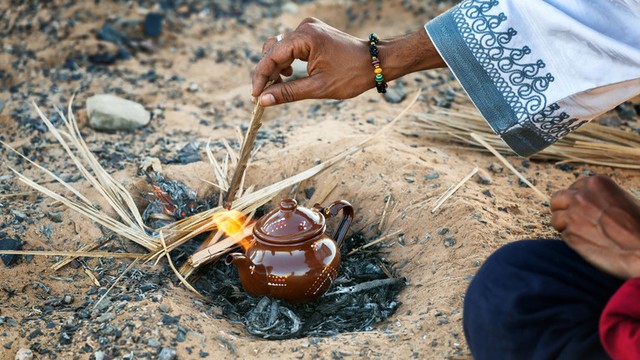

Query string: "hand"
[[251, 17, 445, 106], [551, 175, 640, 279]]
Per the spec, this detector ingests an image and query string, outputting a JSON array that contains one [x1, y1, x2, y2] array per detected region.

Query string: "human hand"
[[551, 175, 640, 279], [252, 17, 445, 106]]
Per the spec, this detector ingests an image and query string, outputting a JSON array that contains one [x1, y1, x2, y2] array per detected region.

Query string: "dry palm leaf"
[[0, 89, 421, 294], [411, 105, 640, 169]]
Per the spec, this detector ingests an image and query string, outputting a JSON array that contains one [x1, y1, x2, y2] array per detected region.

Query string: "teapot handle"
[[319, 200, 354, 248]]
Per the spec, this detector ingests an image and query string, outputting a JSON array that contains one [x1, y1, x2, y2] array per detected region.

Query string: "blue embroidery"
[[453, 0, 583, 141]]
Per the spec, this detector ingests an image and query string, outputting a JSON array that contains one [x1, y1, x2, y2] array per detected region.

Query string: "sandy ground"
[[1, 1, 639, 359]]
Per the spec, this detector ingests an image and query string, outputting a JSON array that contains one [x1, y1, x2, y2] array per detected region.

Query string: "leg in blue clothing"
[[464, 239, 624, 360]]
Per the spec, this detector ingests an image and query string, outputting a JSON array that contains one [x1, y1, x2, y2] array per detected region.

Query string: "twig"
[[470, 133, 549, 202], [0, 250, 145, 259], [84, 268, 100, 287], [225, 81, 273, 209], [432, 167, 478, 213], [94, 259, 139, 310], [378, 195, 392, 234], [325, 278, 404, 296], [347, 230, 401, 256], [159, 231, 204, 298]]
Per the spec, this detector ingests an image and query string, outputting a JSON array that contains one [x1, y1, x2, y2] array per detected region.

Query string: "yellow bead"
[[374, 68, 383, 74], [372, 56, 377, 60]]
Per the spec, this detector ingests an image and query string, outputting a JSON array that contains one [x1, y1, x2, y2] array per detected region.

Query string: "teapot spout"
[[225, 252, 249, 267]]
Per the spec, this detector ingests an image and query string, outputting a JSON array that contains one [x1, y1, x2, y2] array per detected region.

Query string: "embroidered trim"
[[453, 0, 583, 141]]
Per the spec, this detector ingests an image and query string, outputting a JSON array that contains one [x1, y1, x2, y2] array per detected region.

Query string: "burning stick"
[[225, 81, 273, 209]]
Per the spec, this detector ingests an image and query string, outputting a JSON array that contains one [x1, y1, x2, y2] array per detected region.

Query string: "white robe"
[[425, 0, 640, 156]]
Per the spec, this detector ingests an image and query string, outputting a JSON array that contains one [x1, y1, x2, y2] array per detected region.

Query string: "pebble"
[[96, 312, 115, 323], [383, 83, 406, 104], [474, 169, 493, 185], [424, 171, 440, 180], [290, 59, 308, 79], [14, 348, 33, 360], [158, 347, 177, 360], [488, 162, 503, 173], [94, 351, 105, 360], [282, 2, 298, 13], [63, 294, 74, 305], [87, 94, 150, 131], [148, 338, 161, 347], [94, 298, 112, 311], [188, 83, 200, 92], [158, 303, 172, 313], [46, 211, 63, 223], [443, 237, 456, 247], [144, 13, 164, 37], [0, 238, 22, 266]]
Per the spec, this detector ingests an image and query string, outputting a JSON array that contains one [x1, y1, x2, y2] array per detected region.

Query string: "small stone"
[[143, 13, 163, 37], [87, 95, 150, 131], [303, 187, 316, 199], [63, 294, 74, 305], [147, 338, 161, 347], [437, 228, 449, 236], [188, 83, 200, 92], [94, 351, 105, 360], [488, 162, 503, 173], [384, 83, 406, 104], [158, 303, 172, 313], [443, 237, 456, 247], [96, 312, 115, 323], [405, 176, 415, 184], [290, 59, 308, 79], [46, 211, 63, 223], [282, 2, 298, 13], [15, 348, 33, 360], [3, 341, 13, 349], [424, 171, 440, 180], [474, 169, 493, 185], [0, 238, 22, 266], [94, 298, 112, 311], [158, 347, 177, 360], [10, 209, 27, 222]]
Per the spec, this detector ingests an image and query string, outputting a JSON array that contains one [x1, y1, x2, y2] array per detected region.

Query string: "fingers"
[[550, 189, 573, 211], [550, 210, 568, 232], [252, 33, 311, 98], [257, 76, 322, 106]]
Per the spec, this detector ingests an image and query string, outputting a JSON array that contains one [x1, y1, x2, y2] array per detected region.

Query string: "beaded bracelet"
[[369, 33, 387, 94]]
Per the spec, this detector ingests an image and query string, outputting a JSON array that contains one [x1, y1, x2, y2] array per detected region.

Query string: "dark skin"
[[252, 19, 640, 280], [251, 17, 446, 106], [551, 175, 640, 279]]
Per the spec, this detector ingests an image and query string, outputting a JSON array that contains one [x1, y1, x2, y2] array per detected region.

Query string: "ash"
[[194, 232, 406, 340]]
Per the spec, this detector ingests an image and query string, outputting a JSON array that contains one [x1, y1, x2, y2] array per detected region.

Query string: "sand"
[[1, 1, 639, 359]]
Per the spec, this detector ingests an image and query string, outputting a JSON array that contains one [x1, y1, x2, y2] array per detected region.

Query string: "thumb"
[[259, 77, 321, 106]]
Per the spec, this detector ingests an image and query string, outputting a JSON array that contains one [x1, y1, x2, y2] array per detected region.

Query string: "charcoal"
[[194, 231, 406, 340]]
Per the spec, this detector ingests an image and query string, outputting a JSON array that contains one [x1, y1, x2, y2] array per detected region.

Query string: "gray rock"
[[159, 347, 177, 360], [96, 312, 115, 323], [94, 298, 112, 311], [15, 349, 33, 360], [290, 59, 308, 80], [383, 83, 406, 104], [147, 338, 161, 347], [424, 171, 440, 180], [488, 162, 503, 173], [443, 237, 456, 247], [158, 303, 172, 313], [94, 351, 105, 360], [282, 2, 298, 13], [87, 94, 150, 131], [474, 169, 493, 185]]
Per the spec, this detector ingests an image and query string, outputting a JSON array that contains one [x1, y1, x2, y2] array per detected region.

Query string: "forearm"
[[377, 28, 446, 83]]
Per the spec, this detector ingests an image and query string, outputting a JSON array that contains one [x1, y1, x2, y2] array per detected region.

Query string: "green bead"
[[375, 74, 384, 81]]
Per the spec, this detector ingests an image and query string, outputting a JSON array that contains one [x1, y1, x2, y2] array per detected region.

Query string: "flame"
[[211, 210, 253, 250]]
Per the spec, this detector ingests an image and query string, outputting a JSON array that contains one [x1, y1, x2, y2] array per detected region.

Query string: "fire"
[[211, 210, 253, 250]]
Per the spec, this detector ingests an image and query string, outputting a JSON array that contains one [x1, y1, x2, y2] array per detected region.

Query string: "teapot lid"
[[254, 198, 325, 244]]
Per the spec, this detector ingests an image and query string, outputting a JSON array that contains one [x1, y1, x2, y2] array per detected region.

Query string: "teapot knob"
[[279, 198, 298, 211]]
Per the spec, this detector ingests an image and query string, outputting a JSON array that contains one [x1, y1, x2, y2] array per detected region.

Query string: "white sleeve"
[[425, 0, 640, 156]]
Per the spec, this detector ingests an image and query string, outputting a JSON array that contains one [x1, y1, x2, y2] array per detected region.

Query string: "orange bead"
[[374, 68, 383, 74]]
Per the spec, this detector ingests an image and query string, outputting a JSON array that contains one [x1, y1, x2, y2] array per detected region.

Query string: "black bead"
[[376, 82, 387, 93], [369, 45, 379, 56], [369, 33, 379, 43]]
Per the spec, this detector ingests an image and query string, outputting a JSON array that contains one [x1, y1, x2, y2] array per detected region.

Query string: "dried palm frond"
[[1, 88, 421, 294], [411, 106, 640, 169]]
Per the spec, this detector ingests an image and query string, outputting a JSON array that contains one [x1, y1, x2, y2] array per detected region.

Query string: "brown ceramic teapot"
[[226, 198, 354, 303]]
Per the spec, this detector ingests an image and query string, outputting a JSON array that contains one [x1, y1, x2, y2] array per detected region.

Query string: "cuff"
[[425, 8, 548, 157]]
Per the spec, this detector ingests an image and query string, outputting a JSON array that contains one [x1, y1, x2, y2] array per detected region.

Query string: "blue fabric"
[[464, 239, 624, 359]]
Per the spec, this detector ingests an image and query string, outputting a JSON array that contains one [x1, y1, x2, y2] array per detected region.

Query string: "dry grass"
[[412, 106, 640, 169], [0, 91, 421, 294]]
